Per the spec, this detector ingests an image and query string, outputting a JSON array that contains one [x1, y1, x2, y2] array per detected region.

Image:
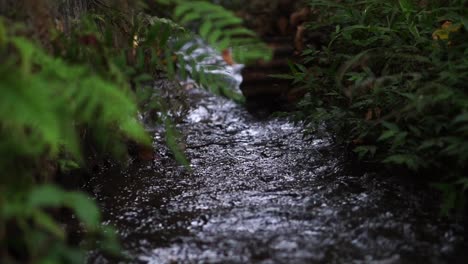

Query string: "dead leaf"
[[432, 20, 462, 44], [294, 24, 306, 53], [222, 49, 235, 65], [137, 145, 154, 161], [290, 7, 311, 28]]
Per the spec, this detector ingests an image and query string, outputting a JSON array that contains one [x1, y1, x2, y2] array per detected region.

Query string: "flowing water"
[[85, 46, 466, 263], [86, 87, 465, 263]]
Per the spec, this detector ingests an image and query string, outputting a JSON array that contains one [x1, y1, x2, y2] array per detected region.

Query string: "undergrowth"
[[0, 0, 270, 263], [289, 0, 468, 216]]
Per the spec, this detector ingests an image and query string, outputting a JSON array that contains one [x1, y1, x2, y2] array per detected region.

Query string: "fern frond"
[[160, 0, 272, 64], [0, 32, 149, 169], [131, 14, 243, 101]]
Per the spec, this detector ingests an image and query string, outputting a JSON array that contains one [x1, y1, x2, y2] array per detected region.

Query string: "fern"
[[129, 12, 249, 101], [1, 1, 272, 262], [170, 0, 272, 63], [0, 35, 148, 166], [0, 20, 148, 262], [147, 0, 271, 101]]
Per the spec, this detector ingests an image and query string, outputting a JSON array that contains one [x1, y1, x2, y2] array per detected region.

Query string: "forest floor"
[[85, 88, 466, 264]]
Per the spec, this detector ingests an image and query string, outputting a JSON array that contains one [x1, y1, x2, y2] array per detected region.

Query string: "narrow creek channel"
[[85, 86, 465, 263]]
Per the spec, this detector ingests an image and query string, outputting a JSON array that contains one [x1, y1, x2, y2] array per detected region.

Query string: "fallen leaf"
[[222, 49, 235, 65], [137, 145, 154, 161]]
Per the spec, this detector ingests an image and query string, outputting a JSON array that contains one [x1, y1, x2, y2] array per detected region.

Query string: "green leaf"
[[119, 117, 151, 145], [32, 210, 65, 239], [452, 113, 468, 124], [164, 118, 189, 167], [199, 21, 213, 39], [11, 37, 35, 75], [65, 193, 101, 229], [378, 130, 398, 141], [28, 185, 66, 209], [381, 121, 399, 131], [353, 145, 377, 159], [99, 226, 121, 254], [432, 183, 457, 216], [58, 159, 80, 172], [398, 0, 414, 14], [383, 154, 421, 170]]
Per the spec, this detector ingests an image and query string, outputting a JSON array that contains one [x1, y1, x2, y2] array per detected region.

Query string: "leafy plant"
[[151, 0, 272, 100], [289, 0, 468, 216], [1, 0, 271, 262], [171, 0, 271, 63], [0, 18, 142, 262]]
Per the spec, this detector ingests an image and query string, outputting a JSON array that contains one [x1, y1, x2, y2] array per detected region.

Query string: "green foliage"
[[289, 0, 468, 216], [0, 18, 138, 262], [171, 0, 271, 63], [152, 0, 272, 100], [1, 0, 270, 262], [2, 184, 119, 263]]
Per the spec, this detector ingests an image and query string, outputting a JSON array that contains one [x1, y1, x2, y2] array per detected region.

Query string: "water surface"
[[86, 88, 465, 264]]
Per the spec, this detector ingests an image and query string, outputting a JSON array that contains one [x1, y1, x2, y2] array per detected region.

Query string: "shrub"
[[290, 0, 468, 215]]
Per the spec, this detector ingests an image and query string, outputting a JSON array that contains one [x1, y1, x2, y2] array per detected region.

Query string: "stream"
[[84, 45, 466, 263], [86, 87, 465, 263]]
